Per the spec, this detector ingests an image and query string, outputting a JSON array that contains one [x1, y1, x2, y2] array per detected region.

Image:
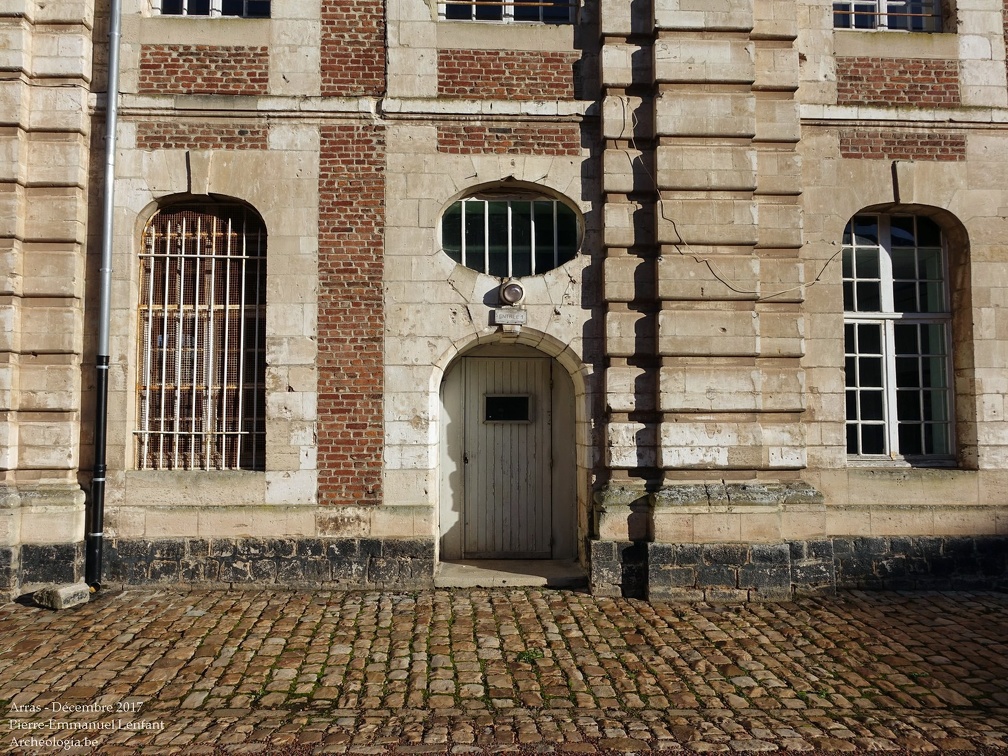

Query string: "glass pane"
[[162, 0, 183, 13], [487, 201, 509, 277], [894, 324, 918, 354], [899, 424, 923, 455], [543, 0, 572, 23], [854, 3, 877, 28], [476, 1, 503, 20], [895, 356, 920, 388], [919, 282, 944, 313], [188, 0, 211, 14], [891, 249, 916, 280], [843, 282, 854, 312], [917, 216, 941, 247], [855, 248, 879, 278], [514, 0, 541, 21], [846, 423, 858, 453], [846, 391, 857, 418], [857, 323, 881, 354], [442, 203, 463, 263], [844, 323, 855, 353], [534, 201, 555, 273], [862, 424, 886, 454], [246, 0, 270, 17], [835, 4, 852, 29], [842, 247, 853, 278], [897, 390, 921, 421], [446, 2, 472, 19], [890, 216, 915, 247], [464, 201, 486, 273], [920, 324, 947, 355], [922, 390, 948, 421], [556, 205, 578, 264], [855, 281, 880, 311], [861, 390, 884, 421], [859, 356, 883, 387], [844, 356, 856, 387], [927, 423, 950, 455], [893, 281, 918, 313], [221, 0, 243, 14], [921, 357, 947, 389], [510, 202, 533, 277], [918, 247, 942, 280]]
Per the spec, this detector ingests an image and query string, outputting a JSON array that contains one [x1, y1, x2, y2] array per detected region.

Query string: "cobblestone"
[[0, 589, 1006, 753]]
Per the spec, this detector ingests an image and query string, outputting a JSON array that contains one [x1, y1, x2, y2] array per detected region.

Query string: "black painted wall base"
[[589, 536, 1008, 600], [102, 537, 436, 590], [0, 542, 85, 600]]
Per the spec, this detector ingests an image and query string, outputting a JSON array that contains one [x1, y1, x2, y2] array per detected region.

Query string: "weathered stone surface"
[[32, 581, 90, 610]]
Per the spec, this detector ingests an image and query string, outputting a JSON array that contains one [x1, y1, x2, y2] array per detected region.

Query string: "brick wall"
[[438, 50, 577, 100], [437, 123, 581, 155], [836, 57, 960, 107], [136, 121, 268, 150], [321, 0, 386, 96], [839, 129, 966, 161], [317, 124, 385, 506], [138, 45, 269, 95]]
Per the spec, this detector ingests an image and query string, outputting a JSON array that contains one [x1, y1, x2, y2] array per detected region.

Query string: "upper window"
[[833, 1, 941, 31], [441, 195, 578, 277], [440, 0, 575, 24], [136, 202, 267, 471], [843, 213, 953, 462], [157, 0, 270, 18]]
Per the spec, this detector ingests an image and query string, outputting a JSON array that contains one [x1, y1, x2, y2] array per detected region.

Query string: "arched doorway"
[[439, 344, 576, 561]]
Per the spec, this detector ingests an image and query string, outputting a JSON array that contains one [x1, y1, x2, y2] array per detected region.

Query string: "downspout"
[[86, 0, 124, 589]]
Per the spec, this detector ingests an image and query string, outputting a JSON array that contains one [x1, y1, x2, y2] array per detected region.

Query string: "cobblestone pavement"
[[0, 588, 1006, 754]]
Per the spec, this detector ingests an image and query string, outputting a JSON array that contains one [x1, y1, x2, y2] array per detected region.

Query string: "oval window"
[[441, 195, 578, 277]]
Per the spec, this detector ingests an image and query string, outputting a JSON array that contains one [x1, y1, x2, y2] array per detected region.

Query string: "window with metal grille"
[[833, 1, 942, 31], [440, 0, 575, 24], [843, 213, 953, 462], [136, 203, 266, 471], [441, 196, 578, 277], [156, 0, 270, 18]]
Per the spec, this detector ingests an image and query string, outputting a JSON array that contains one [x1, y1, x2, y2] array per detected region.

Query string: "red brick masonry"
[[135, 121, 268, 150], [321, 0, 386, 96], [836, 57, 960, 107], [437, 123, 581, 155], [316, 124, 385, 506], [438, 50, 577, 100], [839, 129, 966, 161], [139, 45, 269, 95]]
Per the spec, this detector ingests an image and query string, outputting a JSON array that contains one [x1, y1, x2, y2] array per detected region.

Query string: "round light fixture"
[[499, 279, 525, 306]]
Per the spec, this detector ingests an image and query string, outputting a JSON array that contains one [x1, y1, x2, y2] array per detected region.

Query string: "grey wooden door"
[[462, 356, 552, 558]]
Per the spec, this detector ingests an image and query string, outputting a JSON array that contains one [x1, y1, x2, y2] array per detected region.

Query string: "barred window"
[[441, 195, 578, 277], [157, 0, 270, 18], [843, 213, 953, 461], [440, 0, 575, 24], [136, 202, 266, 471], [833, 1, 942, 31]]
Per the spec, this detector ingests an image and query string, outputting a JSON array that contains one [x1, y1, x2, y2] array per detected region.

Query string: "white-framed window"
[[135, 202, 267, 471], [833, 1, 942, 31], [440, 0, 575, 24], [441, 195, 578, 277], [843, 213, 953, 462], [155, 0, 270, 18]]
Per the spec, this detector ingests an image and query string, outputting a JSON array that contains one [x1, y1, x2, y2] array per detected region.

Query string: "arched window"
[[843, 212, 953, 461], [441, 194, 578, 277], [135, 201, 266, 470]]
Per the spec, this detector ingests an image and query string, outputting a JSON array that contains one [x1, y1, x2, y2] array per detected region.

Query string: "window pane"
[[487, 201, 509, 276], [893, 281, 918, 312], [188, 0, 211, 14], [855, 281, 881, 311], [898, 424, 923, 455], [895, 356, 920, 388], [162, 0, 184, 13], [222, 0, 244, 15], [556, 205, 578, 264], [854, 2, 877, 28], [245, 0, 270, 17], [843, 281, 854, 311], [859, 356, 883, 387], [514, 0, 541, 21], [534, 201, 555, 273], [890, 216, 916, 247], [834, 3, 852, 29], [442, 203, 462, 263], [857, 323, 881, 354], [897, 390, 921, 421], [891, 249, 916, 279], [917, 216, 942, 247], [846, 391, 857, 417], [476, 1, 503, 20], [861, 390, 884, 421], [511, 202, 533, 277], [855, 248, 879, 278], [844, 323, 855, 352], [927, 423, 950, 455], [853, 216, 878, 244], [894, 324, 918, 354], [842, 247, 853, 278], [846, 424, 858, 453], [543, 0, 572, 23], [446, 2, 472, 19], [861, 424, 886, 454], [464, 201, 486, 273], [921, 390, 948, 421]]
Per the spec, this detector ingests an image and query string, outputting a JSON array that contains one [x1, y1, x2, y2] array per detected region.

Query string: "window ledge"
[[833, 29, 958, 60], [437, 20, 574, 52], [137, 16, 270, 45]]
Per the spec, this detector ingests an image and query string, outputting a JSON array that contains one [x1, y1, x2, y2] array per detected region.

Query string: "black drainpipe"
[[86, 0, 123, 589]]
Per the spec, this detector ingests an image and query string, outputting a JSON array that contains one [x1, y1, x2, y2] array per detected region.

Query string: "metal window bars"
[[441, 0, 576, 24], [136, 205, 266, 471], [833, 1, 942, 32]]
